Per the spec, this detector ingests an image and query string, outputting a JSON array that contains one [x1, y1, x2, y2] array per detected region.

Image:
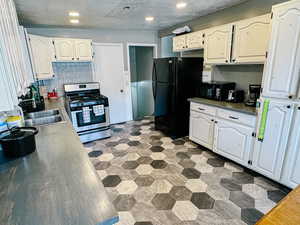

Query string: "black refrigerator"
[[152, 57, 204, 138]]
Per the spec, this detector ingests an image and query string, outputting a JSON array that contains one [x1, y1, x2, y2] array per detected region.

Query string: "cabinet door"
[[213, 119, 253, 167], [252, 100, 293, 180], [186, 31, 204, 49], [189, 111, 214, 150], [54, 39, 75, 61], [173, 35, 187, 51], [74, 39, 93, 61], [29, 35, 55, 80], [0, 48, 18, 111], [232, 14, 271, 64], [262, 1, 300, 99], [281, 106, 300, 188], [204, 24, 233, 64]]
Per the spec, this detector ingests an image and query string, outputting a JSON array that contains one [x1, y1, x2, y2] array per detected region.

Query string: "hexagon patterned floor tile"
[[85, 117, 290, 225]]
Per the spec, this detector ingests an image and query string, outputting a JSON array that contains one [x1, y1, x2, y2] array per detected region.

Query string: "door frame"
[[126, 43, 158, 121], [92, 42, 131, 124]]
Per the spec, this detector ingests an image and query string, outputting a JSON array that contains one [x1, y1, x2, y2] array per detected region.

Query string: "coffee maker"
[[245, 85, 261, 107]]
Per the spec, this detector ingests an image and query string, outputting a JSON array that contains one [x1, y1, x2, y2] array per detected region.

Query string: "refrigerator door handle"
[[152, 63, 157, 99]]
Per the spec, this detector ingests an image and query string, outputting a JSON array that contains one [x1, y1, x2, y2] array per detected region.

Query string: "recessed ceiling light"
[[145, 16, 154, 22], [70, 19, 79, 24], [69, 11, 80, 17], [176, 2, 187, 9]]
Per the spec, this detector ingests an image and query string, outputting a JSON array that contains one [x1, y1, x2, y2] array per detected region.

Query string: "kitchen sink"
[[24, 109, 66, 126], [25, 109, 60, 119]]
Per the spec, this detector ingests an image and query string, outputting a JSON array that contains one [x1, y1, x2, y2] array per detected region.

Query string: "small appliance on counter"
[[199, 81, 236, 101], [0, 127, 38, 158], [245, 84, 261, 107], [64, 82, 111, 143], [47, 88, 59, 100], [226, 90, 245, 103], [19, 85, 45, 113]]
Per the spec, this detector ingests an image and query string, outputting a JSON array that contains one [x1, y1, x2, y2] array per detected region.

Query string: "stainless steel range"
[[64, 82, 111, 143]]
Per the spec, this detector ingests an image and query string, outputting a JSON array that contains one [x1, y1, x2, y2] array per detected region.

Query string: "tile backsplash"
[[39, 62, 94, 96]]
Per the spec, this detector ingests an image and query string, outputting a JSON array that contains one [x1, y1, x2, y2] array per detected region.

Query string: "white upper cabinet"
[[74, 39, 93, 61], [29, 35, 55, 80], [252, 100, 293, 180], [262, 1, 300, 99], [0, 0, 36, 111], [281, 105, 300, 188], [232, 14, 271, 64], [54, 38, 75, 61], [189, 110, 214, 149], [173, 35, 187, 51], [204, 24, 233, 64], [54, 38, 93, 62], [0, 50, 18, 111], [186, 31, 205, 49], [213, 119, 253, 167]]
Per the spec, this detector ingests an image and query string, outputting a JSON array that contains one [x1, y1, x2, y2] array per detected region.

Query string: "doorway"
[[93, 43, 128, 124], [128, 45, 156, 120]]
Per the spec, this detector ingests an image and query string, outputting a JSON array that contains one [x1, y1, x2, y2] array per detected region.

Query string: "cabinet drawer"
[[217, 109, 256, 127], [191, 102, 216, 116]]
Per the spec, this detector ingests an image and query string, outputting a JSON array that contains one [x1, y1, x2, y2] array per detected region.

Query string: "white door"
[[75, 39, 93, 61], [28, 34, 55, 80], [189, 111, 214, 150], [205, 24, 233, 64], [232, 14, 271, 64], [54, 38, 75, 61], [93, 43, 128, 124], [262, 1, 300, 99], [252, 100, 293, 180], [281, 105, 300, 188], [213, 119, 253, 167]]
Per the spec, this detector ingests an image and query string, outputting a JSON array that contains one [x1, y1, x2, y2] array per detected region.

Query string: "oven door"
[[71, 106, 110, 132]]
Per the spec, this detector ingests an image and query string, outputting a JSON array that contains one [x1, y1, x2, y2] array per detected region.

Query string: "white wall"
[[161, 35, 179, 58], [213, 65, 264, 93], [26, 27, 159, 71]]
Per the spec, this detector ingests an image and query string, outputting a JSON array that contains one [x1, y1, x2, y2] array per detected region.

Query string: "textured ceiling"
[[14, 0, 249, 30]]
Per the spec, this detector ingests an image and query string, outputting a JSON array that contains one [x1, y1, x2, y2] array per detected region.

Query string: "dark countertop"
[[0, 99, 118, 225], [188, 97, 257, 115]]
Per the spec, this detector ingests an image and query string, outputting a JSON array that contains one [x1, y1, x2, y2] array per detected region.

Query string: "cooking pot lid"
[[0, 127, 38, 141]]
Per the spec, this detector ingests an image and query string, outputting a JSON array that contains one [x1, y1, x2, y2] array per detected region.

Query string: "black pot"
[[0, 127, 39, 158]]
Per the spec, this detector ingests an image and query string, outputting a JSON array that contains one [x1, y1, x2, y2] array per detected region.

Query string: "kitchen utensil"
[[0, 127, 38, 158]]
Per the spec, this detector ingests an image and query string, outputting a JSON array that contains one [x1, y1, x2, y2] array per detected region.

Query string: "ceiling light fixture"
[[145, 16, 154, 22], [176, 2, 187, 9], [70, 19, 79, 24], [69, 11, 80, 17]]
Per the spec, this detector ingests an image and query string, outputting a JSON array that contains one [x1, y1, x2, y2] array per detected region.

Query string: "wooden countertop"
[[256, 185, 300, 225]]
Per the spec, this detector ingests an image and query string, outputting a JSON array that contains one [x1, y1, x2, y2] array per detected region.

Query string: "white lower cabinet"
[[252, 100, 293, 181], [189, 111, 214, 149], [281, 106, 300, 188], [213, 119, 253, 167], [189, 103, 255, 167]]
